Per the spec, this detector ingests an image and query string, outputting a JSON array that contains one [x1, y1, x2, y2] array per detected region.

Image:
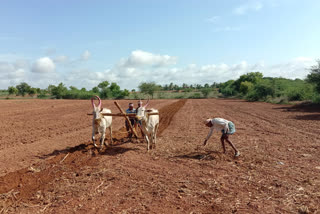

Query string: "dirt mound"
[[158, 99, 187, 135]]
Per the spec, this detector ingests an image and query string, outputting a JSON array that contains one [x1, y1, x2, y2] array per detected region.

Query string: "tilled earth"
[[0, 99, 319, 213]]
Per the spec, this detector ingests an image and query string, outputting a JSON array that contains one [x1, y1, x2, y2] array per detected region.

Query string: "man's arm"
[[203, 127, 214, 145]]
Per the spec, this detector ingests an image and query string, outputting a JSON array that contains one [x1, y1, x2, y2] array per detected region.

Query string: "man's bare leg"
[[220, 135, 226, 153], [225, 135, 240, 157]]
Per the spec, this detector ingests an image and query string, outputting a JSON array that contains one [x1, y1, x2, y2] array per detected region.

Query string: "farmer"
[[137, 100, 143, 109], [203, 118, 240, 157], [125, 103, 136, 138], [135, 100, 144, 137]]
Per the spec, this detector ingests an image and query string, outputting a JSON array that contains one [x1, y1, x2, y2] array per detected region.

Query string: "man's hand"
[[203, 139, 208, 146]]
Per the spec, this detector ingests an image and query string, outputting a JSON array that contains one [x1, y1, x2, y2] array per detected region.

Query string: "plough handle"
[[114, 101, 138, 138]]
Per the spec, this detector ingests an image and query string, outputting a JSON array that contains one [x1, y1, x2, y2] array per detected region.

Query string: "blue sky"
[[0, 0, 319, 90]]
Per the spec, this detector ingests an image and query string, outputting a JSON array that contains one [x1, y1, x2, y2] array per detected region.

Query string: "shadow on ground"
[[292, 114, 320, 121], [174, 151, 220, 160], [275, 102, 320, 113]]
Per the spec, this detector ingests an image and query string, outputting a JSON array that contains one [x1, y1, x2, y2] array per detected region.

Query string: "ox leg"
[[92, 128, 98, 148], [109, 126, 113, 145], [100, 131, 106, 151], [144, 131, 150, 151], [154, 124, 159, 149]]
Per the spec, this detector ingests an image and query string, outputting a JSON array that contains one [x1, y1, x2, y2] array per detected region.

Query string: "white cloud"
[[233, 0, 263, 15], [81, 50, 91, 61], [7, 68, 25, 79], [120, 50, 177, 67], [31, 57, 55, 73], [0, 62, 15, 74], [14, 59, 29, 69], [0, 62, 26, 87]]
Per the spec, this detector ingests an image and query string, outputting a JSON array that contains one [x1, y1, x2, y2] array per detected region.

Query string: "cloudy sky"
[[0, 0, 319, 90]]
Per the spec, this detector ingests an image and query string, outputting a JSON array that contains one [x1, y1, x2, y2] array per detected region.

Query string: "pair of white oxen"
[[91, 96, 159, 151]]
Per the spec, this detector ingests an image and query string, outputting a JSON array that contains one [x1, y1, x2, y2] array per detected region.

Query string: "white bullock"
[[91, 96, 113, 150], [135, 99, 159, 150]]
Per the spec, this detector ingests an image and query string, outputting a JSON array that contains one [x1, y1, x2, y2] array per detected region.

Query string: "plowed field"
[[0, 99, 319, 213]]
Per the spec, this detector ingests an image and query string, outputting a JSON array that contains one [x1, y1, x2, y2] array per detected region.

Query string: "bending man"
[[203, 118, 240, 157]]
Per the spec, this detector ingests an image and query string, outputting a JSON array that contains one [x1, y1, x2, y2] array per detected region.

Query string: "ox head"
[[135, 98, 150, 121], [91, 95, 103, 120]]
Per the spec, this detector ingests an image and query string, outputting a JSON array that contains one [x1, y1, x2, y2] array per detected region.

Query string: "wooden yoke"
[[114, 101, 138, 138]]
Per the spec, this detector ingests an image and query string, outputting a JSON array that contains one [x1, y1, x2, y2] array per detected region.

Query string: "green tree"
[[51, 83, 68, 99], [139, 82, 160, 98], [195, 84, 202, 89], [47, 85, 55, 94], [233, 72, 263, 91], [163, 84, 169, 90], [200, 88, 212, 98], [168, 82, 174, 90], [306, 60, 320, 93], [16, 82, 31, 96], [69, 86, 78, 91], [219, 80, 236, 96], [98, 81, 110, 90], [182, 83, 189, 88], [28, 88, 37, 96], [247, 82, 275, 101], [183, 88, 192, 92], [239, 81, 254, 94], [109, 82, 122, 98], [122, 89, 130, 97], [92, 86, 99, 93], [100, 88, 112, 98], [8, 86, 18, 95], [37, 89, 49, 99]]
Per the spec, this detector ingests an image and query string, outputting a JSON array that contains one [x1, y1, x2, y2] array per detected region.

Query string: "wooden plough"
[[88, 101, 159, 139]]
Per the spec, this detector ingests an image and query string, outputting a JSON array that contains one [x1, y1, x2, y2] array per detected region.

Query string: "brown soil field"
[[0, 98, 319, 213]]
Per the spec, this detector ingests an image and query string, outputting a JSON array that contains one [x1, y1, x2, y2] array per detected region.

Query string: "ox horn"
[[96, 95, 102, 109], [91, 96, 96, 108], [91, 95, 102, 109], [143, 97, 150, 108]]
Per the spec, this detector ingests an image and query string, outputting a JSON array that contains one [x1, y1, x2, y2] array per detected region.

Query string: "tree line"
[[7, 81, 129, 99], [218, 60, 320, 103], [5, 60, 320, 103]]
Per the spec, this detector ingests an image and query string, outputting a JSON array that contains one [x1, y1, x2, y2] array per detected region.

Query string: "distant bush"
[[63, 90, 95, 99], [8, 86, 18, 95], [312, 94, 320, 103], [16, 82, 31, 96], [174, 94, 185, 99], [189, 93, 201, 99], [306, 60, 320, 93], [200, 88, 212, 98]]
